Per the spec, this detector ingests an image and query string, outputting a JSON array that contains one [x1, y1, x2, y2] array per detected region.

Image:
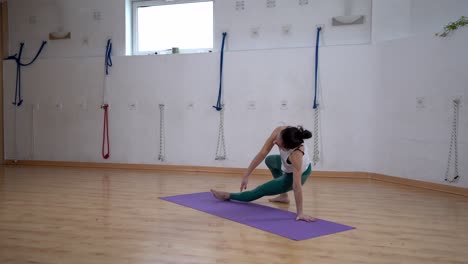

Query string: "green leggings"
[[229, 155, 312, 202]]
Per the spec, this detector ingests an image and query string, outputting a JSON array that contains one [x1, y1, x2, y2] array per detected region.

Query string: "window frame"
[[131, 0, 214, 55]]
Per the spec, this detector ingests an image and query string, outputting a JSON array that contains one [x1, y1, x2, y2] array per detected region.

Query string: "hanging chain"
[[158, 104, 166, 162], [13, 106, 18, 162], [215, 104, 227, 160], [31, 104, 35, 159], [445, 99, 461, 183], [313, 107, 320, 165]]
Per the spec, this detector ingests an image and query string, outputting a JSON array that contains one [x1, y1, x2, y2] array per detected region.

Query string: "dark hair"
[[281, 126, 312, 149]]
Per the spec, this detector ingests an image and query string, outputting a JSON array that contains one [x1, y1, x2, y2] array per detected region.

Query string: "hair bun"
[[297, 126, 312, 139]]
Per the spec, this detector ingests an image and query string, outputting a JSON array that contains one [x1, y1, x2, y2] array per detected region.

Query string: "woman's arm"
[[242, 126, 284, 178], [289, 148, 315, 222]]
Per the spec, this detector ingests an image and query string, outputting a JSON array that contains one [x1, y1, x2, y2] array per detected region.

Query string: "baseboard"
[[3, 159, 271, 176], [312, 171, 370, 179], [4, 160, 467, 196], [369, 173, 467, 196]]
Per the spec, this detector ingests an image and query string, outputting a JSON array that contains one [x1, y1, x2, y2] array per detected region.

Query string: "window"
[[132, 0, 213, 55]]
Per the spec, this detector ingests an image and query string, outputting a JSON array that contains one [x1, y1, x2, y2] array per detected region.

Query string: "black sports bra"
[[286, 145, 304, 164]]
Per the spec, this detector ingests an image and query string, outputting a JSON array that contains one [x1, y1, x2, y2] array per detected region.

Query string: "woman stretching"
[[211, 125, 315, 222]]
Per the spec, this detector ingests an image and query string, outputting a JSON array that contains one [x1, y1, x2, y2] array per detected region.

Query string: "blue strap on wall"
[[313, 27, 321, 109], [105, 39, 113, 75], [6, 41, 47, 106], [213, 32, 227, 111]]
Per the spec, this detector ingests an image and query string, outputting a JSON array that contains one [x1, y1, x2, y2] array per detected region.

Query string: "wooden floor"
[[0, 165, 467, 264]]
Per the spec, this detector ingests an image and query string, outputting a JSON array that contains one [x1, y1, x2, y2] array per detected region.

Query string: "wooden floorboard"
[[0, 165, 467, 264]]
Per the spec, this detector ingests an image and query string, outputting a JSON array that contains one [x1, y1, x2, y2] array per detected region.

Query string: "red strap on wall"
[[102, 104, 110, 159]]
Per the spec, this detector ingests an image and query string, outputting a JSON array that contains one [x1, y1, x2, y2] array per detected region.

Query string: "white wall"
[[370, 0, 468, 187], [9, 0, 373, 58], [371, 30, 468, 187], [410, 0, 468, 37], [8, 0, 126, 58], [372, 0, 468, 42], [372, 0, 412, 42], [3, 46, 376, 172], [214, 0, 372, 51], [4, 0, 467, 187]]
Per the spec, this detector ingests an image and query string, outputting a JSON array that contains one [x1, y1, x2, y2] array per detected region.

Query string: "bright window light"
[[133, 1, 213, 54]]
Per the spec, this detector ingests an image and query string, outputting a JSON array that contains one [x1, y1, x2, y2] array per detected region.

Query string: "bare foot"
[[210, 189, 230, 201], [268, 194, 290, 204]]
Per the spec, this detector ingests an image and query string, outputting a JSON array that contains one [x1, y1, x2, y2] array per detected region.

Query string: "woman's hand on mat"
[[240, 177, 249, 191], [296, 213, 316, 222]]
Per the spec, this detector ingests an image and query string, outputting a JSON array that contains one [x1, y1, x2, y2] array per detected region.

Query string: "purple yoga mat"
[[160, 192, 355, 241]]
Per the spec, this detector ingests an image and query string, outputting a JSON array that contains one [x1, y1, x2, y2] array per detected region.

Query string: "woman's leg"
[[228, 176, 291, 202], [264, 155, 290, 203], [265, 155, 283, 179], [224, 163, 313, 202], [228, 155, 285, 202]]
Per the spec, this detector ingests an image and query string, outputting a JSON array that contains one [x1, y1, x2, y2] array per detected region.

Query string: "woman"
[[211, 125, 315, 222]]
